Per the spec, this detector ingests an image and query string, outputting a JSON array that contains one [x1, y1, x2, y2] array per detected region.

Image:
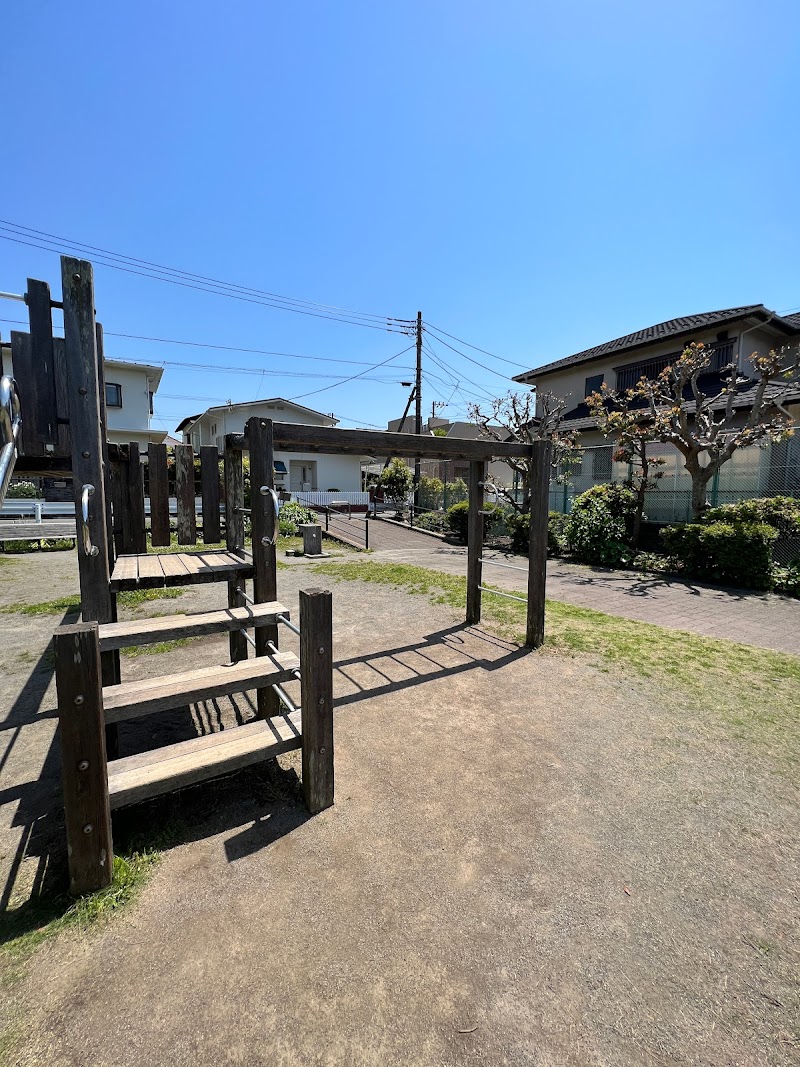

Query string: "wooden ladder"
[[53, 588, 333, 896]]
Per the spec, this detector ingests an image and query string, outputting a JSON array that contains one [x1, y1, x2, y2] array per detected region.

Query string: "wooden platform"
[[110, 550, 254, 590], [107, 710, 302, 809], [102, 650, 301, 724]]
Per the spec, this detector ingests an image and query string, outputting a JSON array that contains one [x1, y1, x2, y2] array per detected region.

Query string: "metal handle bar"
[[259, 485, 280, 546], [81, 484, 100, 557]]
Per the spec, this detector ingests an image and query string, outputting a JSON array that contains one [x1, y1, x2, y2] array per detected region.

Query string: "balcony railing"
[[615, 340, 736, 391]]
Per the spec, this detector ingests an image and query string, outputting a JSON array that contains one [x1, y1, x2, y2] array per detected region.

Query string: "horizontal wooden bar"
[[229, 423, 530, 460]]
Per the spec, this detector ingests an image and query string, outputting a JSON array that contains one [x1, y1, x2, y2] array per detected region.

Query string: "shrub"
[[564, 483, 638, 566], [379, 458, 414, 515], [414, 510, 447, 533], [660, 521, 777, 589], [445, 500, 504, 543], [278, 500, 317, 535], [505, 511, 572, 556], [5, 480, 40, 499], [701, 496, 800, 537], [774, 561, 800, 598], [443, 477, 468, 507], [418, 475, 444, 511]]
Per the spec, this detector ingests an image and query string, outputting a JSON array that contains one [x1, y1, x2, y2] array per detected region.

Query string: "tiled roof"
[[515, 305, 800, 382]]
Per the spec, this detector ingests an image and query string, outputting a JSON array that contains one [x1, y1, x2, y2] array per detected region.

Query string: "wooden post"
[[224, 436, 247, 664], [247, 417, 279, 717], [53, 622, 113, 895], [174, 444, 197, 545], [200, 445, 221, 544], [26, 278, 57, 450], [148, 443, 171, 546], [300, 523, 322, 556], [126, 441, 147, 554], [300, 587, 334, 813], [466, 460, 485, 624], [526, 440, 552, 649]]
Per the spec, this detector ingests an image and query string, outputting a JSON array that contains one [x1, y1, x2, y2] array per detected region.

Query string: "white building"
[[103, 359, 165, 448], [176, 399, 363, 493]]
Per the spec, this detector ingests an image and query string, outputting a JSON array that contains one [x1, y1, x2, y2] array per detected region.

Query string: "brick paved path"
[[364, 518, 800, 656]]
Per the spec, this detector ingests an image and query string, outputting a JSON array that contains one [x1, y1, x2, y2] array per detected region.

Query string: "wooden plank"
[[26, 278, 57, 448], [10, 332, 35, 457], [95, 323, 116, 569], [224, 437, 247, 664], [136, 553, 165, 588], [466, 461, 485, 624], [158, 552, 191, 585], [200, 446, 221, 544], [247, 417, 280, 717], [174, 445, 197, 545], [61, 258, 115, 628], [98, 601, 290, 650], [148, 443, 171, 546], [107, 712, 302, 809], [109, 456, 128, 556], [300, 587, 334, 814], [125, 442, 147, 554], [103, 650, 300, 723], [526, 440, 552, 649], [53, 622, 113, 895], [52, 337, 72, 456], [110, 554, 139, 587], [232, 423, 532, 460]]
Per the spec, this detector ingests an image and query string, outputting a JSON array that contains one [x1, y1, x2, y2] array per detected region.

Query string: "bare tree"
[[605, 342, 799, 519], [468, 390, 580, 512]]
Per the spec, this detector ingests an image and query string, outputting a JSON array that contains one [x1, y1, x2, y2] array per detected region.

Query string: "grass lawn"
[[313, 560, 800, 768]]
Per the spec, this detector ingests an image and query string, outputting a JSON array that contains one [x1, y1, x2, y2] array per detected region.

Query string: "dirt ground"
[[0, 548, 798, 1066]]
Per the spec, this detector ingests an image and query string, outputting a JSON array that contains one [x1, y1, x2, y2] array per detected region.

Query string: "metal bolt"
[[318, 646, 325, 655], [83, 823, 93, 834], [320, 747, 326, 755], [82, 450, 90, 458], [318, 697, 325, 706], [78, 387, 87, 396], [74, 694, 84, 706], [73, 273, 81, 282], [77, 760, 89, 771]]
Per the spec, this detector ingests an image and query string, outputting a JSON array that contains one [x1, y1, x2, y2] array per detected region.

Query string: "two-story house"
[[176, 398, 363, 494], [514, 305, 800, 519], [103, 359, 165, 448]]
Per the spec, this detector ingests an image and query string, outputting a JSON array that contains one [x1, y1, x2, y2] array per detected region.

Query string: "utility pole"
[[414, 310, 423, 507]]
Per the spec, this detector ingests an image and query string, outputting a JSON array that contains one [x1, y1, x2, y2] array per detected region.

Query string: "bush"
[[564, 483, 638, 566], [278, 500, 317, 535], [504, 510, 568, 555], [445, 500, 504, 543], [774, 561, 800, 598], [660, 521, 777, 589], [5, 480, 40, 499], [443, 477, 468, 507], [701, 496, 800, 537], [414, 510, 447, 533], [418, 475, 444, 511]]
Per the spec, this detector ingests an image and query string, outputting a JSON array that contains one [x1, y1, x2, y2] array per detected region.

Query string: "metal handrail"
[[0, 376, 22, 508], [80, 485, 100, 557], [478, 586, 528, 604], [259, 485, 280, 546], [480, 556, 527, 574]]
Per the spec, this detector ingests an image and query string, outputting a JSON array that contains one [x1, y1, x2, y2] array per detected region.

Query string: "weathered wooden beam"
[[300, 587, 334, 814], [26, 278, 57, 448], [466, 460, 485, 624], [200, 446, 221, 544], [148, 443, 171, 546], [231, 423, 531, 460], [174, 444, 197, 545], [526, 440, 552, 649], [247, 417, 280, 718], [125, 442, 147, 554], [224, 436, 247, 664], [53, 622, 113, 895]]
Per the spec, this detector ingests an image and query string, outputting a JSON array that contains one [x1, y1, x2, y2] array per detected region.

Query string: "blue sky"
[[2, 0, 799, 436]]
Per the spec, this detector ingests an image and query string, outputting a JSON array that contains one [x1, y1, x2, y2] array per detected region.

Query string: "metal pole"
[[414, 311, 422, 509]]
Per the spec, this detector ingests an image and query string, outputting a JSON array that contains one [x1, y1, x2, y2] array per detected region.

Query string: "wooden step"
[[107, 711, 302, 809], [103, 651, 301, 724], [98, 601, 290, 651], [110, 550, 254, 591]]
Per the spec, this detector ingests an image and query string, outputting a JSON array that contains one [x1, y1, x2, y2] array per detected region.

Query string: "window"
[[211, 422, 217, 437], [585, 373, 604, 398], [105, 382, 122, 408], [148, 391, 154, 416], [592, 445, 613, 479]]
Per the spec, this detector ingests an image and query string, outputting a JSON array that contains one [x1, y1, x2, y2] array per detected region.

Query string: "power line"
[[423, 339, 497, 402], [424, 321, 530, 369], [0, 226, 413, 333], [289, 343, 416, 401], [423, 326, 521, 382]]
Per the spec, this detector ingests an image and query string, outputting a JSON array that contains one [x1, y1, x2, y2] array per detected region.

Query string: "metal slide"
[[0, 376, 21, 507]]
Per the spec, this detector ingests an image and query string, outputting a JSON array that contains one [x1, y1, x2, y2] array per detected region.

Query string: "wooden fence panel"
[[125, 442, 147, 554], [174, 445, 197, 545], [200, 446, 221, 544], [148, 443, 171, 546]]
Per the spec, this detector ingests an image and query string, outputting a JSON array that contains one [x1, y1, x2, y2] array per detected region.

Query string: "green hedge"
[[564, 483, 638, 567], [701, 496, 800, 537], [445, 500, 504, 543], [504, 510, 569, 555], [660, 521, 777, 588]]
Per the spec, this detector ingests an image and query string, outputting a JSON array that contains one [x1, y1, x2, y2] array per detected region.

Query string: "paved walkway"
[[365, 519, 800, 656]]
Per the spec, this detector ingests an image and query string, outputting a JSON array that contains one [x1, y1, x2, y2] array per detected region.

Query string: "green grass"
[[0, 588, 183, 616], [0, 851, 160, 973], [313, 560, 800, 762], [121, 636, 198, 658]]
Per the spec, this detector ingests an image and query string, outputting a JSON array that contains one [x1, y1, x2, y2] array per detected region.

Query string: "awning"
[[274, 460, 288, 474]]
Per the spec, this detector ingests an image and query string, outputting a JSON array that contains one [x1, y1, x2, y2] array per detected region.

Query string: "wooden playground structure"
[[2, 256, 550, 895]]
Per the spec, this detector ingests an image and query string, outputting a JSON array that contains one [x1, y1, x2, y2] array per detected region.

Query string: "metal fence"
[[548, 438, 800, 523]]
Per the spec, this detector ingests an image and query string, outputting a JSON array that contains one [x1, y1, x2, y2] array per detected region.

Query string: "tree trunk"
[[690, 470, 714, 520], [632, 480, 646, 550]]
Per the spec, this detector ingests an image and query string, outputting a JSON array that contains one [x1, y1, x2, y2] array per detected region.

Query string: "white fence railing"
[[292, 491, 370, 509]]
